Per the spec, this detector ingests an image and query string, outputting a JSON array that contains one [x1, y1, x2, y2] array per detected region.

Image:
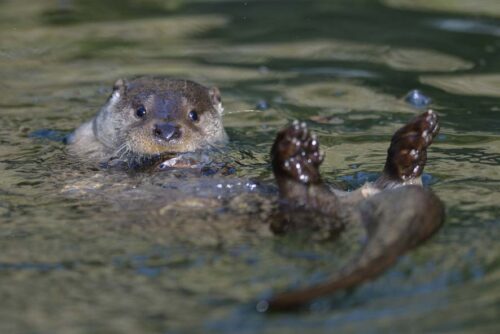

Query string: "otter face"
[[102, 78, 227, 157]]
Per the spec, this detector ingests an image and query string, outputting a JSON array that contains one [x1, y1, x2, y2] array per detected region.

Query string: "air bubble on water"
[[256, 300, 269, 313], [256, 100, 269, 110], [258, 66, 269, 74], [404, 89, 432, 109]]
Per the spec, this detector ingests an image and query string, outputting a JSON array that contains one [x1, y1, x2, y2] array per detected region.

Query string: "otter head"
[[94, 78, 227, 160]]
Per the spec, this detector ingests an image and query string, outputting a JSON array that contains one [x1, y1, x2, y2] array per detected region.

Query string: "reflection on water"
[[432, 18, 500, 37], [384, 0, 500, 18], [0, 0, 499, 333], [212, 40, 474, 72], [421, 74, 500, 98]]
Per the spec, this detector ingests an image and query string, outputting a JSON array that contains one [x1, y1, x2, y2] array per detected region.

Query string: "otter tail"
[[260, 186, 445, 312]]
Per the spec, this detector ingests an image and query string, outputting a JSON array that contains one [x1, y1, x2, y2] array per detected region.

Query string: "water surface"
[[0, 1, 499, 333]]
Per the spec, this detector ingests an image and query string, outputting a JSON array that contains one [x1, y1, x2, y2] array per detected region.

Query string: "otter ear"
[[110, 78, 128, 104], [113, 78, 127, 92], [209, 86, 224, 114]]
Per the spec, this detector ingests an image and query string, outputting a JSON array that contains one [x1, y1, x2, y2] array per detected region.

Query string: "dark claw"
[[271, 121, 323, 184], [384, 110, 439, 181]]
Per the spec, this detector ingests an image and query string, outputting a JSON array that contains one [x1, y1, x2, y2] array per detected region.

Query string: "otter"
[[67, 77, 227, 168], [67, 78, 444, 312]]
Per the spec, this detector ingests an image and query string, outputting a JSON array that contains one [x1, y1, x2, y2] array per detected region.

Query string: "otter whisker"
[[205, 142, 226, 154], [225, 109, 261, 115], [112, 143, 128, 159], [117, 144, 132, 162]]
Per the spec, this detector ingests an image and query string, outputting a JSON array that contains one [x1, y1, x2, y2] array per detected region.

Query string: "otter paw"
[[384, 109, 439, 181], [271, 121, 324, 184]]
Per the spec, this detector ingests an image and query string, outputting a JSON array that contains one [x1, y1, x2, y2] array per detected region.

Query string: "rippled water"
[[1, 1, 499, 333]]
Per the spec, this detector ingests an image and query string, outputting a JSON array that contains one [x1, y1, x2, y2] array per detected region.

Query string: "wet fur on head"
[[91, 77, 227, 166]]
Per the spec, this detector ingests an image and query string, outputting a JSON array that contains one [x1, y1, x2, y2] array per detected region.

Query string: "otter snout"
[[153, 123, 182, 141]]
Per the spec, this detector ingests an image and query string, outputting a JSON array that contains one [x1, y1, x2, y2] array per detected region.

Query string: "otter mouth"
[[103, 150, 175, 171], [158, 151, 212, 170], [108, 131, 213, 170], [104, 148, 211, 171], [158, 156, 198, 169]]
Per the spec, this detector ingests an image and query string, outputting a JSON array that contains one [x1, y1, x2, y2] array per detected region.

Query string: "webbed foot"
[[381, 110, 439, 184], [271, 121, 324, 185], [270, 121, 341, 236]]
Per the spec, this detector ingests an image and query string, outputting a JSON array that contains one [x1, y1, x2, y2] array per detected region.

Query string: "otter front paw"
[[384, 109, 439, 181], [271, 121, 324, 184]]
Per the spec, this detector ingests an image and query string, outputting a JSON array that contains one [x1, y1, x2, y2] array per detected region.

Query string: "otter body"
[[68, 79, 444, 312], [68, 78, 227, 168]]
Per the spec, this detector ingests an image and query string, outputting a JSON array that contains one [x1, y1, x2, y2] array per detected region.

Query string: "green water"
[[1, 0, 499, 333]]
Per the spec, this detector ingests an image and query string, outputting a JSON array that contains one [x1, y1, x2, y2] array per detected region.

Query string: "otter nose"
[[153, 123, 181, 141]]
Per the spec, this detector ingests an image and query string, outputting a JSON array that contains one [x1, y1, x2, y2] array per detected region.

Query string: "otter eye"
[[189, 110, 199, 122], [136, 105, 147, 118]]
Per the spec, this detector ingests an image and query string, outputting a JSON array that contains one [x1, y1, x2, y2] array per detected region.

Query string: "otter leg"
[[270, 121, 342, 236], [376, 110, 439, 189]]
